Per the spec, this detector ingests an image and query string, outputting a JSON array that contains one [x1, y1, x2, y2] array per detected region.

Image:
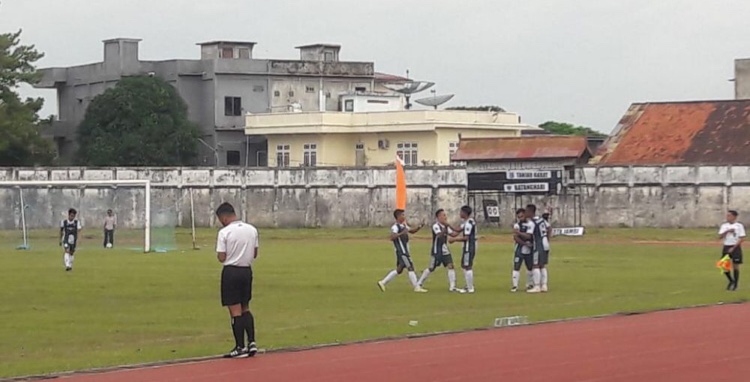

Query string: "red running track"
[[54, 303, 750, 382]]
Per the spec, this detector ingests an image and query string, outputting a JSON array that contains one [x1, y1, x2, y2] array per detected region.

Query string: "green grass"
[[0, 227, 747, 378]]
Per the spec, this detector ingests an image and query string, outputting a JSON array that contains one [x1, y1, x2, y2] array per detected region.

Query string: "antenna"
[[382, 81, 434, 110], [415, 90, 454, 110]]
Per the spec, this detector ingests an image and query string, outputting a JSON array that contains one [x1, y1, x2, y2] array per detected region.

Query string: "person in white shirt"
[[215, 202, 259, 358], [718, 210, 745, 291], [103, 209, 116, 248]]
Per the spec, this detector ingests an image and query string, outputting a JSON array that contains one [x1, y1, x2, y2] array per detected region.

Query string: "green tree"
[[446, 105, 506, 112], [0, 30, 56, 166], [77, 76, 200, 166], [538, 121, 606, 137]]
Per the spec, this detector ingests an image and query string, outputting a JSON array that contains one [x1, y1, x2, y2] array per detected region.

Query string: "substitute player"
[[719, 210, 745, 291], [417, 209, 463, 293], [448, 205, 477, 293], [377, 209, 428, 293], [511, 208, 534, 292], [60, 208, 82, 271], [215, 202, 259, 358]]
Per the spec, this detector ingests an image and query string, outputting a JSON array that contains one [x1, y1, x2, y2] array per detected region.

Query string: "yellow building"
[[245, 109, 539, 167]]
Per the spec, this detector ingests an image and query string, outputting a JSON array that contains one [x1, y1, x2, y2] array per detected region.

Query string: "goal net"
[[0, 180, 196, 253]]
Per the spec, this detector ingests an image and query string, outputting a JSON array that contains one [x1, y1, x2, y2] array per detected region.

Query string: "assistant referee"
[[215, 202, 259, 358]]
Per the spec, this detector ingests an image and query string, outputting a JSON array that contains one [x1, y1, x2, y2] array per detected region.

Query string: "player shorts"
[[461, 251, 476, 268], [63, 243, 77, 254], [221, 266, 253, 306], [722, 246, 743, 265], [513, 249, 533, 271], [396, 252, 415, 269], [429, 254, 453, 270], [539, 250, 550, 266]]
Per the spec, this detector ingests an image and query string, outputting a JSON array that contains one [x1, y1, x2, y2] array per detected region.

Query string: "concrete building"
[[592, 100, 750, 165], [245, 107, 539, 167], [736, 58, 750, 99], [34, 38, 407, 165]]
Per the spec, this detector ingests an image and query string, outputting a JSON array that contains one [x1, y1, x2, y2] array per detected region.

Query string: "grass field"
[[0, 226, 747, 378]]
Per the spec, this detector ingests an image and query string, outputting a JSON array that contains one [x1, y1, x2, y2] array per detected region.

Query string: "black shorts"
[[429, 254, 453, 270], [539, 249, 550, 266], [221, 266, 253, 306], [513, 248, 533, 271], [396, 252, 415, 269], [461, 251, 476, 268], [722, 246, 743, 265], [63, 243, 77, 254]]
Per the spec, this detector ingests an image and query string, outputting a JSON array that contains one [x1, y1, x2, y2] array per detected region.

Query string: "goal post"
[[0, 179, 152, 253]]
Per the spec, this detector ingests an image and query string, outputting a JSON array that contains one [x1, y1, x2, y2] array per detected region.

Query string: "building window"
[[238, 48, 250, 59], [397, 142, 418, 166], [224, 97, 242, 116], [449, 142, 459, 158], [355, 86, 367, 93], [303, 144, 317, 167], [274, 90, 280, 97], [253, 85, 264, 92], [367, 99, 389, 104], [256, 151, 268, 167], [288, 90, 295, 97], [226, 150, 241, 166], [325, 91, 331, 99], [306, 86, 315, 93], [344, 99, 354, 112], [324, 52, 334, 62], [221, 47, 234, 59], [276, 144, 290, 167]]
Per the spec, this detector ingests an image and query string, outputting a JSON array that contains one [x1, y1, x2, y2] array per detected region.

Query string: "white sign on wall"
[[552, 227, 585, 236], [503, 183, 550, 193], [507, 170, 552, 180], [485, 205, 500, 218]]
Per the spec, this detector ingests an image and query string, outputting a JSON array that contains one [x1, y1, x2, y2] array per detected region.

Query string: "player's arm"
[[216, 230, 227, 263], [732, 225, 746, 250], [59, 221, 64, 245], [451, 222, 473, 243], [77, 221, 83, 233], [408, 221, 425, 234], [390, 225, 406, 240], [254, 231, 259, 259]]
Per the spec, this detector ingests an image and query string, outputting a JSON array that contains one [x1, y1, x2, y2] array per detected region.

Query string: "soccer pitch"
[[0, 227, 747, 378]]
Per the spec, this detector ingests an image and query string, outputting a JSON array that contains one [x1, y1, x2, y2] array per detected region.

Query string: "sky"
[[2, 0, 749, 133]]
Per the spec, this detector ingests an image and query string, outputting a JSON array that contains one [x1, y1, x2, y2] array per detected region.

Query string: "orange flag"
[[395, 155, 407, 210]]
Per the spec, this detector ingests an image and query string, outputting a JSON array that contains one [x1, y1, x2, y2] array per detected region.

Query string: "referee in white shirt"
[[215, 202, 259, 358], [719, 210, 745, 291]]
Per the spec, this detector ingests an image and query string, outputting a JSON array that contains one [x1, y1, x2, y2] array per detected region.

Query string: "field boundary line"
[[4, 299, 747, 382]]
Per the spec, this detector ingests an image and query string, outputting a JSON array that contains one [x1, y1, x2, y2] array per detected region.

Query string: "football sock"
[[448, 269, 456, 289], [381, 270, 398, 285], [231, 315, 245, 349], [418, 269, 431, 285], [243, 311, 255, 344], [541, 268, 548, 286], [734, 270, 740, 286], [725, 272, 734, 283], [532, 269, 541, 287], [63, 253, 69, 268], [526, 270, 533, 287], [465, 270, 474, 290], [407, 271, 419, 287], [512, 271, 520, 288], [69, 254, 74, 267]]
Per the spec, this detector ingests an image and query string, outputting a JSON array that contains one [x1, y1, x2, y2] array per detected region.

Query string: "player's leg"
[[222, 267, 249, 358], [722, 247, 735, 289], [527, 251, 542, 293], [732, 248, 742, 291], [241, 268, 257, 356], [540, 251, 550, 292], [512, 248, 523, 292], [68, 246, 76, 270], [418, 256, 438, 286], [378, 258, 401, 292], [445, 256, 461, 292], [462, 252, 475, 293], [404, 256, 426, 292], [111, 229, 115, 247]]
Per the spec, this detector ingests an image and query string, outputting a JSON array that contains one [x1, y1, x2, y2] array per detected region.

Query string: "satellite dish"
[[382, 81, 434, 110], [415, 94, 455, 110]]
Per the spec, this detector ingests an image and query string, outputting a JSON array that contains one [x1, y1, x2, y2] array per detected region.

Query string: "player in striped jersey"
[[511, 208, 534, 292], [377, 209, 428, 293], [417, 209, 463, 293], [526, 204, 549, 293], [449, 206, 478, 293]]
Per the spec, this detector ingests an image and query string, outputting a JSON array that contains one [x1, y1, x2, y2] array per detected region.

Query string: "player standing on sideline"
[[417, 209, 463, 293], [511, 208, 534, 292], [525, 204, 548, 293], [540, 211, 552, 292], [448, 206, 477, 293], [60, 208, 82, 271], [103, 209, 116, 248], [377, 209, 429, 293], [215, 202, 259, 358], [719, 210, 745, 291]]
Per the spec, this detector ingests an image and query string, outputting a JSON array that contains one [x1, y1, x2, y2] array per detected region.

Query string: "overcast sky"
[[2, 0, 749, 132]]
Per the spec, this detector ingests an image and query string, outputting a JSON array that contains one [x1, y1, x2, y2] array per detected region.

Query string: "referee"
[[215, 202, 259, 358]]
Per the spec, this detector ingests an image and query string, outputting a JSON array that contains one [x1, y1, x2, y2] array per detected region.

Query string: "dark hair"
[[215, 202, 236, 217], [729, 210, 739, 217], [393, 209, 405, 219], [542, 213, 550, 220], [68, 208, 77, 215], [515, 208, 525, 215], [526, 204, 537, 214], [460, 205, 472, 216], [435, 209, 445, 218]]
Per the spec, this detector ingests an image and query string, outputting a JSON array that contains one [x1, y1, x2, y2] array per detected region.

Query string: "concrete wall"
[[736, 58, 750, 100], [0, 167, 466, 230]]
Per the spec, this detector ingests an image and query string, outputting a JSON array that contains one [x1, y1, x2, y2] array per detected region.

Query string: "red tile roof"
[[452, 136, 592, 162], [593, 100, 750, 165]]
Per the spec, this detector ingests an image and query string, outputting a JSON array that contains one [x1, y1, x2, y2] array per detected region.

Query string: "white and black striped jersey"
[[60, 219, 82, 246], [461, 218, 477, 254], [431, 222, 454, 256], [391, 223, 411, 255]]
